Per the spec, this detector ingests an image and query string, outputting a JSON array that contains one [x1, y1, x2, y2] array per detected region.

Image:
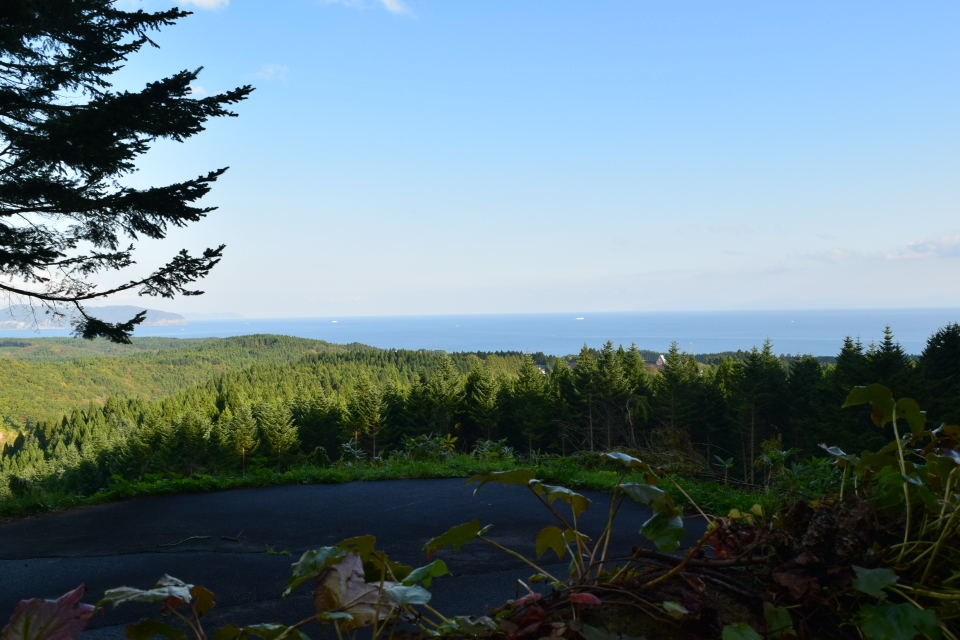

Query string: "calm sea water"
[[4, 309, 959, 357]]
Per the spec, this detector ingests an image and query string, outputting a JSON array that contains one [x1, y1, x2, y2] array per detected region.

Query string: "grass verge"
[[0, 455, 774, 521]]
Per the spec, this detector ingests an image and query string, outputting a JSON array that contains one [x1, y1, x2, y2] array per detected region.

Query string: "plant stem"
[[641, 528, 717, 589], [890, 406, 912, 564], [527, 484, 575, 531], [920, 502, 960, 585], [478, 535, 560, 583], [420, 603, 453, 625], [664, 474, 711, 523]]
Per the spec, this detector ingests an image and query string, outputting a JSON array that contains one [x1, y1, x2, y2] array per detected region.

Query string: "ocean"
[[2, 309, 959, 357]]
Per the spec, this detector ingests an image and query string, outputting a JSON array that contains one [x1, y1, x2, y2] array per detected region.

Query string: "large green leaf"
[[843, 385, 895, 429], [190, 585, 216, 618], [213, 625, 243, 640], [535, 526, 567, 560], [466, 469, 537, 495], [126, 620, 187, 640], [1, 585, 95, 640], [423, 520, 489, 559], [284, 546, 348, 597], [853, 566, 898, 599], [721, 623, 762, 640], [640, 513, 685, 553], [381, 585, 431, 607], [363, 553, 412, 585], [578, 624, 645, 640], [858, 602, 942, 640], [896, 398, 927, 436], [600, 452, 652, 473], [248, 625, 304, 640], [402, 560, 450, 588], [618, 483, 678, 515], [762, 603, 796, 639], [333, 536, 377, 558], [223, 624, 309, 640], [529, 481, 592, 517], [819, 444, 860, 468], [98, 576, 193, 609]]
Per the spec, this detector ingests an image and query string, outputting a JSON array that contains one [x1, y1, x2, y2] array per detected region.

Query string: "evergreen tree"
[[785, 355, 824, 450], [464, 362, 500, 443], [816, 337, 884, 453], [573, 345, 598, 450], [549, 359, 578, 455], [867, 326, 912, 392], [653, 342, 701, 434], [916, 323, 960, 424], [0, 0, 253, 341], [348, 375, 386, 458], [730, 341, 787, 483], [505, 356, 551, 453], [253, 401, 298, 468], [227, 404, 258, 474], [427, 355, 464, 438]]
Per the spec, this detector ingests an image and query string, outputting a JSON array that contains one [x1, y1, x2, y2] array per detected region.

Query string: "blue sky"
[[104, 0, 960, 317]]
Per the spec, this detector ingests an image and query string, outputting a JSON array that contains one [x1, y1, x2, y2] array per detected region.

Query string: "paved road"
[[0, 479, 706, 638]]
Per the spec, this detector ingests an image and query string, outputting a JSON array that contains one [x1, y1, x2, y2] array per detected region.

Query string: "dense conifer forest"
[[2, 324, 958, 505]]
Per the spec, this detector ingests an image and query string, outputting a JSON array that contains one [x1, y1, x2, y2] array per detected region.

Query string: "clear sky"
[[102, 0, 960, 318]]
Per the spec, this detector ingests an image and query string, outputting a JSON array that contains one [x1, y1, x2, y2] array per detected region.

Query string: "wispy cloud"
[[886, 232, 960, 260], [326, 0, 409, 14], [379, 0, 408, 13], [180, 0, 229, 9], [801, 248, 861, 264], [801, 231, 960, 264], [189, 84, 208, 96], [255, 65, 290, 82]]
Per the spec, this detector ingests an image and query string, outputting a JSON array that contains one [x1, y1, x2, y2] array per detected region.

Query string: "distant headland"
[[0, 305, 187, 330]]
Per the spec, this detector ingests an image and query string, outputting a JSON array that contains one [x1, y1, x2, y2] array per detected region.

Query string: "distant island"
[[0, 305, 187, 330]]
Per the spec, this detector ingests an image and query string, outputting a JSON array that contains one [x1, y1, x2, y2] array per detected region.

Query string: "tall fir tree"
[[0, 0, 253, 341]]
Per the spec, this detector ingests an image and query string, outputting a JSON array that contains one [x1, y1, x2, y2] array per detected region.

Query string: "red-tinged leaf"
[[568, 593, 602, 606], [513, 593, 542, 607], [1, 585, 95, 640]]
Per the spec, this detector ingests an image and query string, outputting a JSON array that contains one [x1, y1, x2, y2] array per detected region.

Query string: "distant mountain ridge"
[[0, 305, 187, 330]]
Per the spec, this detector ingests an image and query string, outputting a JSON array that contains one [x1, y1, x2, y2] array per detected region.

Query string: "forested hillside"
[[2, 324, 958, 505], [0, 335, 358, 425]]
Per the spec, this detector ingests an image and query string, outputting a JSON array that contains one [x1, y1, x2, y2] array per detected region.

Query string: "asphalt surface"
[[0, 479, 707, 639]]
